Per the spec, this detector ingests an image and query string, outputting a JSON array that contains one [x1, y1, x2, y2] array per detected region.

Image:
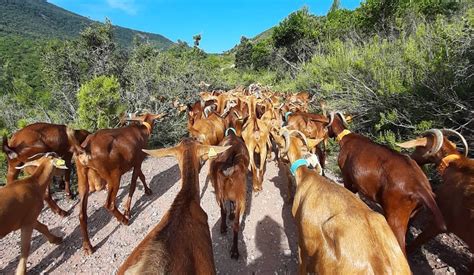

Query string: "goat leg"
[[124, 169, 139, 219], [16, 226, 33, 275], [44, 185, 68, 217], [105, 179, 129, 225], [77, 165, 95, 254], [220, 202, 227, 234], [137, 168, 152, 195], [406, 222, 440, 254], [34, 221, 62, 244], [230, 200, 243, 260]]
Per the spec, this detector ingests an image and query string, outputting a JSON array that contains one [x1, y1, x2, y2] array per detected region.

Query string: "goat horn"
[[327, 112, 335, 128], [28, 152, 46, 160], [441, 129, 469, 157], [422, 129, 444, 157], [336, 111, 349, 127], [281, 128, 290, 155]]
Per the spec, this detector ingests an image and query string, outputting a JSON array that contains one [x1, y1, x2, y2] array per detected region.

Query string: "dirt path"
[[0, 156, 472, 274]]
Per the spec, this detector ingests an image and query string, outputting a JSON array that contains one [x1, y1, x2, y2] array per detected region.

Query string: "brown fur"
[[209, 133, 249, 259], [284, 134, 411, 274], [327, 114, 446, 254], [0, 155, 65, 275], [2, 123, 89, 216], [406, 135, 474, 272], [68, 113, 164, 254], [118, 138, 228, 275]]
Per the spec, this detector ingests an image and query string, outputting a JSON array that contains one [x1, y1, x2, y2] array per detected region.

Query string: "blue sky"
[[49, 0, 362, 53]]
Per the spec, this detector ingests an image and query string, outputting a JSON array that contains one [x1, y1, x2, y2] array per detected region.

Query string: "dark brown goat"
[[398, 129, 474, 272], [209, 130, 249, 259], [2, 123, 89, 216], [68, 113, 165, 254], [118, 138, 230, 274], [326, 112, 446, 254]]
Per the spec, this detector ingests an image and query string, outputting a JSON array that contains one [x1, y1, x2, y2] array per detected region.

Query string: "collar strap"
[[437, 154, 461, 174], [290, 159, 309, 176], [142, 121, 152, 135], [336, 129, 351, 142], [284, 111, 293, 121], [225, 127, 236, 136]]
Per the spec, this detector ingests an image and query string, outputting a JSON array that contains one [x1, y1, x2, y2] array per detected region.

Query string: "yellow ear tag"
[[307, 138, 320, 149], [54, 159, 66, 167], [208, 147, 217, 159]]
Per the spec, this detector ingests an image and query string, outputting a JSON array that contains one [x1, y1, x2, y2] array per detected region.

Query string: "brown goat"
[[326, 112, 446, 254], [189, 111, 226, 145], [2, 123, 89, 216], [0, 153, 66, 275], [68, 113, 165, 254], [118, 138, 230, 274], [398, 129, 474, 272], [209, 130, 249, 259], [280, 130, 411, 274], [284, 111, 329, 172]]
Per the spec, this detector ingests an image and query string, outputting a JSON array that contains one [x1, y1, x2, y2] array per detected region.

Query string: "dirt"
[[0, 155, 472, 274]]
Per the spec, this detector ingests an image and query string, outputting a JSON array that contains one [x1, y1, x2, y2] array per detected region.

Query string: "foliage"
[[77, 75, 123, 131]]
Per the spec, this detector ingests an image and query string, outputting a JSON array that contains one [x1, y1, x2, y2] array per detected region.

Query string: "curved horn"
[[327, 112, 335, 128], [422, 129, 444, 157], [336, 111, 349, 127], [288, 130, 309, 149], [281, 128, 290, 154], [28, 152, 46, 160], [441, 129, 469, 157]]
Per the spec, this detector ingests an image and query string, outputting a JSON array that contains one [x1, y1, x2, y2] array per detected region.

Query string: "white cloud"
[[106, 0, 138, 15]]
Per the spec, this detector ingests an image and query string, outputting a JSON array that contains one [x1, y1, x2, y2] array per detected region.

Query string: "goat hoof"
[[51, 236, 63, 244], [58, 210, 69, 217], [228, 213, 235, 220], [144, 188, 152, 196], [121, 217, 130, 226], [230, 249, 240, 260], [83, 243, 95, 255]]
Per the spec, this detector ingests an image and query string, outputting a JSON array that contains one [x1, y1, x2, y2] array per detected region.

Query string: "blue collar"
[[284, 111, 293, 121], [225, 127, 236, 136], [290, 159, 309, 176]]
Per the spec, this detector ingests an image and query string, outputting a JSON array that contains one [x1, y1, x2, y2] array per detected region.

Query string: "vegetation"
[[0, 0, 472, 183]]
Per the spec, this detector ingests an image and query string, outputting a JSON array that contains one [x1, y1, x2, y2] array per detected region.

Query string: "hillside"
[[0, 0, 174, 49]]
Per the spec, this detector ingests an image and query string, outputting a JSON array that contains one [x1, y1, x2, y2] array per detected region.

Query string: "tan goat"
[[280, 130, 411, 274], [118, 138, 229, 274], [0, 153, 66, 275]]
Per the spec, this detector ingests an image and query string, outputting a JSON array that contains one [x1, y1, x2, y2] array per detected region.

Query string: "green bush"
[[77, 75, 124, 131]]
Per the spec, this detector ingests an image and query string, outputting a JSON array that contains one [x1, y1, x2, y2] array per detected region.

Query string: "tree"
[[193, 34, 202, 47], [77, 75, 124, 131], [235, 36, 253, 69]]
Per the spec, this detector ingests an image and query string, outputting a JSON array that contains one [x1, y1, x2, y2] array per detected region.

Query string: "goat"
[[189, 111, 226, 145], [241, 96, 274, 191], [326, 111, 446, 254], [284, 111, 329, 172], [68, 113, 165, 254], [2, 123, 89, 216], [118, 138, 230, 274], [209, 127, 249, 259], [280, 130, 411, 274], [398, 128, 474, 272], [0, 153, 66, 275]]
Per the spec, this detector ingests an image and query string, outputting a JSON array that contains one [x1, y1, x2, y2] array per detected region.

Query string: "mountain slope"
[[0, 0, 174, 49]]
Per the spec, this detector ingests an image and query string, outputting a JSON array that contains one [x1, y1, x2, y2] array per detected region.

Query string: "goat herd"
[[0, 84, 472, 274]]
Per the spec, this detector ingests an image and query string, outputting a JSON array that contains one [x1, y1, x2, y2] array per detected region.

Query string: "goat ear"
[[197, 145, 231, 160], [143, 148, 177, 159], [397, 137, 428, 149], [307, 138, 324, 149], [152, 113, 166, 120], [2, 136, 18, 160]]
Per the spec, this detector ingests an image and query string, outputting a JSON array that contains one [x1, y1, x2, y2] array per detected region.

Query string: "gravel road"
[[0, 154, 472, 274]]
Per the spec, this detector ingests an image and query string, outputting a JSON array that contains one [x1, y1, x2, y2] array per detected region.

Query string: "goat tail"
[[66, 127, 83, 154], [418, 187, 447, 232]]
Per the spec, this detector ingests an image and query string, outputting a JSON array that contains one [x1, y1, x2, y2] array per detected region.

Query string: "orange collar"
[[336, 129, 351, 142], [437, 154, 461, 174], [142, 121, 152, 135]]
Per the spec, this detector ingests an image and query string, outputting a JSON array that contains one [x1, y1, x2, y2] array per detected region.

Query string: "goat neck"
[[286, 136, 311, 183], [29, 159, 57, 194], [329, 115, 350, 143], [176, 140, 202, 202]]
